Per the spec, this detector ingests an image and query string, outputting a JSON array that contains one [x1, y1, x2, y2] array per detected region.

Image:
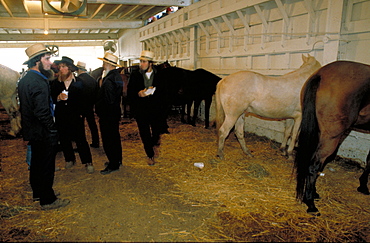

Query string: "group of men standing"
[[18, 43, 165, 210]]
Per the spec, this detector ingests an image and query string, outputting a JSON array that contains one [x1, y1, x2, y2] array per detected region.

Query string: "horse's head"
[[156, 60, 172, 70], [301, 54, 321, 71]]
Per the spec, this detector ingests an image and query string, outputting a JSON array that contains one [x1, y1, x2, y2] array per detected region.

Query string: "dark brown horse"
[[294, 60, 370, 215]]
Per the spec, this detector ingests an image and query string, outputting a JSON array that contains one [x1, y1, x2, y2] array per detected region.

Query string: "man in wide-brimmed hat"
[[76, 61, 100, 149], [95, 52, 123, 175], [18, 43, 70, 210], [127, 50, 167, 166], [50, 56, 94, 174]]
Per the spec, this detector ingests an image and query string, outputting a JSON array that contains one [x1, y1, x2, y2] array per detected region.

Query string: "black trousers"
[[135, 109, 162, 158], [99, 116, 122, 169], [57, 116, 92, 164], [81, 106, 99, 145], [30, 134, 58, 205]]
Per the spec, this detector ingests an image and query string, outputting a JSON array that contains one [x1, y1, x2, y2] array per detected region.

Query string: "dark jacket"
[[18, 70, 57, 141], [78, 72, 98, 110], [127, 67, 165, 117], [50, 76, 84, 120], [95, 68, 123, 119]]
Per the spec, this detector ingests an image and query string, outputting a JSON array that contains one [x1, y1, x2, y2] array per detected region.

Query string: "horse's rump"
[[294, 60, 370, 213]]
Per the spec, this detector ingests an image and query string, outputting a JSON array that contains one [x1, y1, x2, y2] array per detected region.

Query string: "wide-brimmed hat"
[[54, 56, 78, 71], [98, 52, 122, 67], [23, 43, 56, 65], [76, 61, 87, 71], [139, 50, 155, 61]]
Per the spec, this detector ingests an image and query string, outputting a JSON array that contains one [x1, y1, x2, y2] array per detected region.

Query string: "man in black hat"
[[50, 56, 94, 174], [18, 43, 70, 210]]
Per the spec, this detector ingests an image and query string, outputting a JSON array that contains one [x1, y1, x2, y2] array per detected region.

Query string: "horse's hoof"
[[216, 154, 224, 160], [357, 186, 370, 195], [307, 207, 320, 216]]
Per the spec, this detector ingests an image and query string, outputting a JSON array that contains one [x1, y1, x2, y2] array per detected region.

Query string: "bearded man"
[[18, 43, 70, 210], [50, 56, 94, 174], [96, 52, 123, 175]]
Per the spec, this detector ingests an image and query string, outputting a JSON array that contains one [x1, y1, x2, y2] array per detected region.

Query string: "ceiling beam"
[[0, 41, 106, 48], [0, 33, 118, 41], [86, 0, 191, 7], [0, 0, 13, 17], [0, 17, 143, 29], [89, 3, 106, 19]]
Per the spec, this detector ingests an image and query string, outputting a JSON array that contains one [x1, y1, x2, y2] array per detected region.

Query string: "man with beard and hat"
[[127, 50, 167, 166], [76, 61, 100, 149], [18, 43, 70, 210], [96, 52, 123, 175], [50, 56, 94, 174]]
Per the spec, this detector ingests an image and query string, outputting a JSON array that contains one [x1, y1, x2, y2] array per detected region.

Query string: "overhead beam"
[[118, 5, 140, 19], [0, 0, 13, 17], [89, 3, 105, 19], [0, 41, 106, 48], [1, 17, 143, 29], [0, 33, 118, 41], [86, 0, 191, 7]]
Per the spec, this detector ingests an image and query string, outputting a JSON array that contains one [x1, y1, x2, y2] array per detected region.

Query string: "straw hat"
[[139, 50, 155, 61], [98, 52, 122, 67], [54, 56, 78, 71], [76, 61, 87, 71], [23, 43, 56, 65]]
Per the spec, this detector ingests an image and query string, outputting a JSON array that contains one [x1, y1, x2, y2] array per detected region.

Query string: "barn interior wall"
[[118, 29, 142, 65], [122, 0, 370, 163]]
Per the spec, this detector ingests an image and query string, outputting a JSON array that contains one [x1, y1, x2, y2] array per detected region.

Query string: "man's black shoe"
[[33, 191, 61, 202], [104, 161, 122, 167], [90, 143, 99, 148], [100, 167, 119, 175]]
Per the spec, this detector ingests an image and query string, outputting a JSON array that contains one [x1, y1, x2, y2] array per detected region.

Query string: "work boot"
[[86, 163, 94, 174], [41, 198, 70, 210], [65, 161, 75, 169], [147, 157, 155, 166]]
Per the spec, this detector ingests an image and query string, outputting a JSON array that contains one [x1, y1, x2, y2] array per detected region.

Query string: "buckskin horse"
[[294, 60, 370, 215], [215, 54, 321, 160], [0, 64, 21, 137]]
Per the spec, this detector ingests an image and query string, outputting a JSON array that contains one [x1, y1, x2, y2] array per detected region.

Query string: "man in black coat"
[[50, 56, 94, 174], [127, 50, 167, 166], [18, 43, 70, 210], [96, 52, 123, 175], [76, 61, 100, 148]]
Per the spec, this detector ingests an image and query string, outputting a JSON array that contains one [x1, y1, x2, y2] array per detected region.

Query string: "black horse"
[[158, 66, 221, 128]]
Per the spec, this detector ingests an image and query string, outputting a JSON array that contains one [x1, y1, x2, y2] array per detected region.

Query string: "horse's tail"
[[294, 73, 321, 201], [215, 82, 225, 132]]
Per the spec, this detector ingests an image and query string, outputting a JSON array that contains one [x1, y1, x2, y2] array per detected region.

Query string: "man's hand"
[[138, 89, 148, 97]]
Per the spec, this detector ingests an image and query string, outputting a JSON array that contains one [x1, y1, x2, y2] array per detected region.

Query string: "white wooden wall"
[[122, 0, 370, 164]]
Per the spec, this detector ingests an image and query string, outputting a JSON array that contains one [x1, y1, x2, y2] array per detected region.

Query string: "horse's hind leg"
[[217, 115, 241, 159], [203, 97, 212, 129], [234, 114, 253, 157], [280, 119, 294, 157], [357, 149, 370, 195], [304, 137, 341, 214], [191, 99, 202, 127], [287, 116, 302, 161]]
